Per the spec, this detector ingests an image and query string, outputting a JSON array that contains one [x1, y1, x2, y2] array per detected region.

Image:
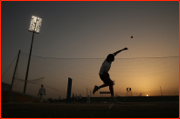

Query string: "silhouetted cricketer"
[[93, 47, 128, 102]]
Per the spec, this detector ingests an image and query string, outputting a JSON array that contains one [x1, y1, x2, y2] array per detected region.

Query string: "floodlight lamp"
[[29, 15, 42, 33]]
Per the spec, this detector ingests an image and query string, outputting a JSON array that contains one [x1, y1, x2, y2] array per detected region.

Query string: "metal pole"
[[7, 50, 21, 102], [23, 31, 35, 94]]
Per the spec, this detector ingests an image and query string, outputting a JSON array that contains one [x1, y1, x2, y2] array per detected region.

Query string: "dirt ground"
[[1, 102, 179, 118]]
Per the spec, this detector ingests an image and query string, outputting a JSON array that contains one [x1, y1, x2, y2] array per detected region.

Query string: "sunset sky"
[[1, 1, 179, 99]]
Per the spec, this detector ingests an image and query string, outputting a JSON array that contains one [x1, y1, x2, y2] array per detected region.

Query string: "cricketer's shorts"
[[99, 73, 112, 84]]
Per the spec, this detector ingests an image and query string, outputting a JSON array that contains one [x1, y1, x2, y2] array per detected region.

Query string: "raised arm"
[[113, 47, 128, 56]]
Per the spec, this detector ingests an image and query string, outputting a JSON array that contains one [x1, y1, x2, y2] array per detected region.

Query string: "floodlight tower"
[[23, 16, 42, 94]]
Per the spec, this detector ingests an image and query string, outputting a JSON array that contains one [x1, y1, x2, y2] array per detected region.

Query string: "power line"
[[1, 54, 18, 80], [13, 78, 66, 93], [21, 52, 178, 59]]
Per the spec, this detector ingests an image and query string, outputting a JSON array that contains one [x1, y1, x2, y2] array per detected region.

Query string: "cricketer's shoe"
[[93, 85, 99, 94]]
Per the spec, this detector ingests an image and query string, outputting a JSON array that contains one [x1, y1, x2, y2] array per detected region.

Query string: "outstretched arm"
[[113, 47, 128, 56]]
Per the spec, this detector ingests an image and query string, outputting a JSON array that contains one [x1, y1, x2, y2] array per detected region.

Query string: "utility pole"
[[7, 50, 21, 102]]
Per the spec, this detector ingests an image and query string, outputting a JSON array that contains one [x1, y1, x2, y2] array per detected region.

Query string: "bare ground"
[[1, 102, 179, 118]]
